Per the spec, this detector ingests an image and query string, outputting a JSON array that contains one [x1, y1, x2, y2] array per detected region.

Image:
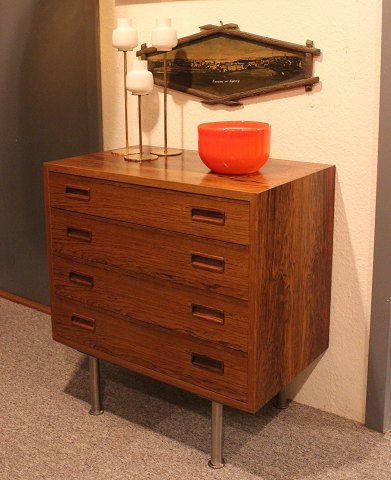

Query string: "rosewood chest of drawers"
[[44, 150, 335, 466]]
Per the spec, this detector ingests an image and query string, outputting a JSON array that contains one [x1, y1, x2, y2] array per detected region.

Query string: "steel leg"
[[88, 356, 104, 415], [275, 388, 289, 409], [208, 401, 225, 468]]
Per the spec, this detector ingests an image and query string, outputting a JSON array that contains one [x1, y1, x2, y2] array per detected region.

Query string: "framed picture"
[[138, 23, 321, 106]]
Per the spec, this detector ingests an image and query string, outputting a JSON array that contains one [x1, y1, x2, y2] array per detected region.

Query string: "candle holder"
[[111, 18, 140, 156], [150, 19, 182, 157], [125, 61, 158, 162]]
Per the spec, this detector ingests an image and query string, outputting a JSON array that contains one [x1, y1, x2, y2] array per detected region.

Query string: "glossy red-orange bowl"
[[198, 121, 271, 174]]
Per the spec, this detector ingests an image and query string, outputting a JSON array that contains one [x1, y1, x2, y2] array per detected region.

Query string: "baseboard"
[[0, 290, 51, 315]]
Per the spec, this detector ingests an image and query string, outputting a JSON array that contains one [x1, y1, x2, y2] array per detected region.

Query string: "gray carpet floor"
[[1, 297, 390, 480]]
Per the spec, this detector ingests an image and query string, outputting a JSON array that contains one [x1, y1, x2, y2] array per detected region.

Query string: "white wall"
[[99, 0, 382, 423]]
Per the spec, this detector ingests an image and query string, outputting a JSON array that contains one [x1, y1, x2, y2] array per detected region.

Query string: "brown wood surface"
[[44, 168, 57, 318], [0, 290, 51, 315], [246, 196, 262, 412], [44, 150, 333, 200], [48, 172, 250, 245], [44, 149, 335, 414], [253, 168, 335, 409], [52, 255, 248, 352], [50, 208, 249, 300], [52, 296, 248, 403]]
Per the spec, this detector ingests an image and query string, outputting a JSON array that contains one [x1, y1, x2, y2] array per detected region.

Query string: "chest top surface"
[[44, 149, 333, 200]]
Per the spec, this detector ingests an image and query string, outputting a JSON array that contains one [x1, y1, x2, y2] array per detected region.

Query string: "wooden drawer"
[[52, 255, 248, 352], [48, 172, 250, 245], [51, 209, 249, 301], [52, 297, 248, 403]]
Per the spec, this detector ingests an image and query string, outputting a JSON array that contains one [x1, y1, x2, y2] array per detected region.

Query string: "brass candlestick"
[[125, 96, 158, 162], [111, 51, 140, 156], [151, 52, 182, 157]]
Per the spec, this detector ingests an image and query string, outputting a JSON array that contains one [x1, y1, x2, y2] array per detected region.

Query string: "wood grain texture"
[[44, 149, 335, 414], [44, 168, 57, 316], [0, 290, 50, 315], [253, 167, 335, 410], [52, 255, 248, 352], [50, 208, 249, 300], [44, 150, 333, 199], [246, 196, 262, 412], [52, 296, 248, 403], [48, 172, 250, 245]]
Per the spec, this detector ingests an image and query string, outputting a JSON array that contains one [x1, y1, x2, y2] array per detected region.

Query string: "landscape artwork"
[[149, 35, 305, 93], [141, 24, 320, 106]]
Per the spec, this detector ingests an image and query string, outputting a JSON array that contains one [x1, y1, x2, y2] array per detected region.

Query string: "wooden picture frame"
[[137, 23, 321, 106]]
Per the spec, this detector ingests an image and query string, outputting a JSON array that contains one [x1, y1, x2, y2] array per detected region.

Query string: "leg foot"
[[208, 401, 225, 469], [88, 356, 104, 415], [274, 388, 290, 410]]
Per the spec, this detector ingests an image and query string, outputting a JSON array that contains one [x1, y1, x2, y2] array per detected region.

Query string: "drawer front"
[[52, 297, 248, 403], [51, 209, 249, 301], [52, 255, 248, 352], [48, 173, 250, 245]]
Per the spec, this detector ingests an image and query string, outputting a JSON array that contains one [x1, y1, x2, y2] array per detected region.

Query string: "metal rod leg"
[[124, 51, 129, 155], [208, 401, 225, 469], [138, 95, 143, 156], [275, 388, 289, 409], [88, 356, 104, 416], [163, 52, 168, 153]]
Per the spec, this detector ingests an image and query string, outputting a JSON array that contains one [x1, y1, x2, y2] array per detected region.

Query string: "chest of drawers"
[[44, 149, 335, 466]]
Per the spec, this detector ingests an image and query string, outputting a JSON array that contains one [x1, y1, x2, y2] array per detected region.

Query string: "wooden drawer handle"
[[191, 253, 225, 273], [67, 226, 92, 242], [192, 304, 225, 325], [71, 314, 95, 331], [191, 208, 225, 226], [65, 185, 90, 201], [191, 353, 224, 374], [69, 271, 94, 287]]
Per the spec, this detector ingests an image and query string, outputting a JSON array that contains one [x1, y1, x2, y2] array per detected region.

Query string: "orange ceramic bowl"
[[198, 121, 271, 174]]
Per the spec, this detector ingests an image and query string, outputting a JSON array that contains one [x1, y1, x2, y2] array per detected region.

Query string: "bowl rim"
[[198, 121, 270, 131]]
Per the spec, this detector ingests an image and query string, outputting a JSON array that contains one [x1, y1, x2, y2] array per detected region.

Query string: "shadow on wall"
[[0, 0, 101, 304], [141, 48, 193, 149]]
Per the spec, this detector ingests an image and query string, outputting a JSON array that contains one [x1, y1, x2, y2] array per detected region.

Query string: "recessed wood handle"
[[71, 314, 95, 331], [67, 226, 92, 242], [191, 253, 225, 273], [65, 185, 90, 201], [191, 353, 224, 374], [192, 304, 225, 325], [191, 208, 225, 226], [69, 271, 94, 287]]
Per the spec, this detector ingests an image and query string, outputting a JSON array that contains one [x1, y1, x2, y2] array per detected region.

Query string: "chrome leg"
[[275, 388, 289, 409], [88, 356, 104, 415], [208, 401, 225, 469]]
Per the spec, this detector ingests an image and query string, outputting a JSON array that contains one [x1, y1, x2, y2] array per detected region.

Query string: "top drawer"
[[48, 173, 250, 245]]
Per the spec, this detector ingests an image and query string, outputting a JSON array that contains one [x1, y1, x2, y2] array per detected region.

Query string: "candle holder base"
[[124, 152, 159, 162], [111, 147, 140, 156], [150, 147, 182, 157]]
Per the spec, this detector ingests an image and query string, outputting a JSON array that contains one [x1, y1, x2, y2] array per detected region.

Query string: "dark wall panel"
[[365, 1, 391, 433], [0, 0, 102, 305]]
